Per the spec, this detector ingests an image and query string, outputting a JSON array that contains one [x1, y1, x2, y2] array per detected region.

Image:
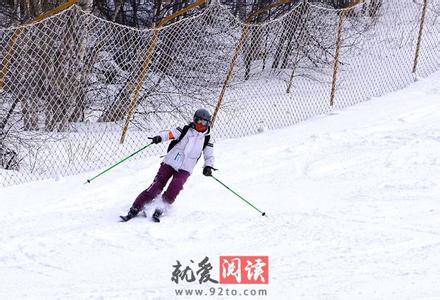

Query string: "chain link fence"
[[0, 0, 439, 186]]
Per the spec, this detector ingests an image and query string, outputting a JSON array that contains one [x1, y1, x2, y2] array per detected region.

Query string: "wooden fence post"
[[412, 0, 429, 75], [330, 9, 346, 107]]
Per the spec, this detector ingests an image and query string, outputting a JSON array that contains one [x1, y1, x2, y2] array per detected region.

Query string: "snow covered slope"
[[1, 72, 440, 299]]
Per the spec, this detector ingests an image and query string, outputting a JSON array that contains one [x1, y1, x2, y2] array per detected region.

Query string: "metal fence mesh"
[[1, 0, 439, 186]]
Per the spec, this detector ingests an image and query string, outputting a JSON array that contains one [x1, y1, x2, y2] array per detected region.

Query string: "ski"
[[119, 207, 140, 222], [119, 208, 162, 222], [119, 215, 132, 222]]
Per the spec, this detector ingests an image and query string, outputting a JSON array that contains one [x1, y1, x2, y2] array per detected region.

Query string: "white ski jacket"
[[158, 125, 214, 174]]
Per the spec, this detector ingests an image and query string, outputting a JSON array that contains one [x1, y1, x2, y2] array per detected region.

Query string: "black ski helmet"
[[193, 108, 211, 123]]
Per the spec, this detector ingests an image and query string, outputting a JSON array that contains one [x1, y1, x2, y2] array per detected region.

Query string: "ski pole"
[[211, 175, 266, 217], [84, 143, 153, 184]]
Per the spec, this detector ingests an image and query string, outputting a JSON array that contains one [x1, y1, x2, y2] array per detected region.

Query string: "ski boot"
[[152, 209, 163, 223], [120, 207, 140, 222]]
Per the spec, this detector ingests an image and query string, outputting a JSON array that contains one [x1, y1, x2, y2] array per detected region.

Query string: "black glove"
[[148, 136, 162, 144], [203, 166, 214, 177]]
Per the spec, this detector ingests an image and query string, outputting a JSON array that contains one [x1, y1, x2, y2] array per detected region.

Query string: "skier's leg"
[[162, 169, 191, 204], [132, 163, 175, 210]]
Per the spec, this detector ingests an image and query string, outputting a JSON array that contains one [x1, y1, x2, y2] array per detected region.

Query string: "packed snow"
[[1, 72, 440, 299]]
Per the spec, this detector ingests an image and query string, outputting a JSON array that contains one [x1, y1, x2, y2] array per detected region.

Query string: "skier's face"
[[194, 118, 209, 132]]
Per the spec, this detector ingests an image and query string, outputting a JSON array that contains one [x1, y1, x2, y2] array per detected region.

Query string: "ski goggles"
[[194, 117, 210, 126]]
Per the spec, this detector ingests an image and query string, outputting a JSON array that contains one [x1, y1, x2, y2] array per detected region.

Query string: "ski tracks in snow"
[[1, 73, 440, 298]]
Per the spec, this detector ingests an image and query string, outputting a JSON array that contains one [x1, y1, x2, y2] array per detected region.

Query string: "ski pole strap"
[[211, 175, 266, 217], [84, 143, 154, 184]]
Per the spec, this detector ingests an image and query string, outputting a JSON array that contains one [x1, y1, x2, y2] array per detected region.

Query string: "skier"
[[120, 108, 215, 222]]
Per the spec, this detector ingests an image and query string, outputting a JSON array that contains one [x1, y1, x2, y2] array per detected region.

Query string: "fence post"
[[412, 0, 429, 75], [211, 25, 250, 126], [211, 0, 294, 126], [329, 9, 346, 107], [286, 1, 309, 94], [119, 0, 207, 144], [119, 28, 161, 144]]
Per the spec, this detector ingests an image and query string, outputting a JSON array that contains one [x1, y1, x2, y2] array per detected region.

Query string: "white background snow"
[[1, 72, 440, 299]]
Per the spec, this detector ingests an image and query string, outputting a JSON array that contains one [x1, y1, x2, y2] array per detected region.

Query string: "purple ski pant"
[[132, 163, 190, 210]]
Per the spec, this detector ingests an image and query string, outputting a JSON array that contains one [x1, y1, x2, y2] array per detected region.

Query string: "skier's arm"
[[203, 141, 215, 169], [157, 127, 183, 143]]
